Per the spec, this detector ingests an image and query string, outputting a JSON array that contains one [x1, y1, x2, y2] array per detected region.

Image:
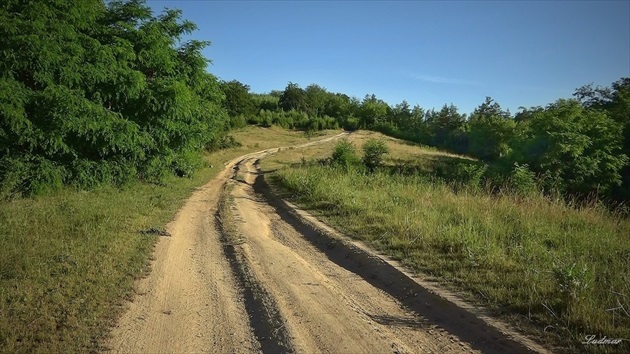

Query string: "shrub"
[[219, 135, 242, 149], [0, 1, 230, 195], [510, 99, 627, 196], [331, 140, 361, 170], [362, 139, 389, 172], [343, 116, 360, 131], [172, 150, 203, 178], [0, 155, 67, 199], [433, 160, 488, 190], [230, 115, 248, 129], [509, 163, 538, 197]]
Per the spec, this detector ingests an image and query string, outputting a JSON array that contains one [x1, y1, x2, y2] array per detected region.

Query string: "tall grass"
[[273, 163, 630, 351]]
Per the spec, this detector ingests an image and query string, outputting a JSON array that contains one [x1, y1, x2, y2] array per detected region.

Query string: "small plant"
[[553, 261, 590, 300], [172, 150, 203, 178], [331, 140, 361, 170], [362, 138, 389, 172], [509, 163, 538, 197], [551, 259, 591, 321], [458, 163, 487, 189]]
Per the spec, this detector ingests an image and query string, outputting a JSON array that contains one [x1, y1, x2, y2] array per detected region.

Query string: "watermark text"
[[582, 335, 624, 345]]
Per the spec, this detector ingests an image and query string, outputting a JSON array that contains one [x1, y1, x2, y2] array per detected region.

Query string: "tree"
[[0, 0, 228, 196], [358, 94, 390, 129], [514, 106, 543, 122], [322, 93, 351, 119], [331, 140, 360, 170], [425, 104, 467, 152], [574, 83, 614, 109], [220, 80, 255, 120], [304, 84, 328, 117], [251, 93, 279, 112], [391, 100, 412, 131], [468, 97, 516, 160], [511, 99, 627, 195], [279, 82, 306, 112], [574, 78, 630, 200]]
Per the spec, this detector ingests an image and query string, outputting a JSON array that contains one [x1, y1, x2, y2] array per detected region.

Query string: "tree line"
[[221, 78, 630, 202], [1, 0, 628, 205]]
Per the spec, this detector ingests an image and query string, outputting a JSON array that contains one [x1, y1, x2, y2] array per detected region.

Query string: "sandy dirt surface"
[[107, 133, 548, 354]]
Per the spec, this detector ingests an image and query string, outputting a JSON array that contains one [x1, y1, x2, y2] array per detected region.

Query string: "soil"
[[107, 133, 549, 354]]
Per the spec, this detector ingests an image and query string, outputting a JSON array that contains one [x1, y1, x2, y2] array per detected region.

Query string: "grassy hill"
[[265, 130, 630, 353]]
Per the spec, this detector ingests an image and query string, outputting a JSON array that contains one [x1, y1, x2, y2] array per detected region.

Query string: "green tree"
[[390, 100, 412, 131], [304, 84, 328, 117], [0, 0, 228, 196], [331, 140, 360, 170], [358, 94, 390, 129], [511, 99, 627, 195], [322, 93, 350, 119], [220, 80, 255, 123], [468, 97, 516, 160], [514, 106, 544, 122], [574, 78, 630, 200], [251, 93, 279, 112], [279, 82, 306, 112], [425, 104, 467, 152]]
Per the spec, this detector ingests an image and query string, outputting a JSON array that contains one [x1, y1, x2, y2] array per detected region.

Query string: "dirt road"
[[107, 133, 547, 353]]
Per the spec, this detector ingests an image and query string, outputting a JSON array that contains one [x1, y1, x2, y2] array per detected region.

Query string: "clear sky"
[[147, 0, 630, 115]]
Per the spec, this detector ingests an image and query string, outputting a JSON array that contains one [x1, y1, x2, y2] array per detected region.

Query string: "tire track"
[[216, 183, 295, 353], [108, 131, 549, 354]]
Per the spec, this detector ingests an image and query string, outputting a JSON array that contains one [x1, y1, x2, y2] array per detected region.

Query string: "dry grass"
[[268, 131, 630, 353]]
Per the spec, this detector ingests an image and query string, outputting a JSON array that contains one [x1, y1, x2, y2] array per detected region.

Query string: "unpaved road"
[[107, 133, 548, 354]]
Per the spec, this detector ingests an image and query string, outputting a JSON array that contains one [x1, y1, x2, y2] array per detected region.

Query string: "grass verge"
[[0, 126, 339, 353], [268, 131, 630, 353]]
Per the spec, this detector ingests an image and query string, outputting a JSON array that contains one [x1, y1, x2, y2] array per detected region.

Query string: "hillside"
[[266, 130, 630, 352]]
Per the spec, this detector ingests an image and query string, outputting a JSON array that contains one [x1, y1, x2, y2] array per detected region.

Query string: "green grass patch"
[[0, 126, 338, 353], [269, 132, 630, 352]]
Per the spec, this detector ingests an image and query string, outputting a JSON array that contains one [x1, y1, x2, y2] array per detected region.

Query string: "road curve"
[[107, 132, 548, 354]]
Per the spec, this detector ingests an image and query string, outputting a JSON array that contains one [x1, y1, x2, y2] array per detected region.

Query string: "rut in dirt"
[[217, 183, 295, 353], [218, 148, 547, 354], [108, 132, 548, 354]]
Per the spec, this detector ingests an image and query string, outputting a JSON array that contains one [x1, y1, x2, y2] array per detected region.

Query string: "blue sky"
[[147, 0, 629, 115]]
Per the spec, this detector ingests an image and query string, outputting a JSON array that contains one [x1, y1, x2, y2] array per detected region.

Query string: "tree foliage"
[[0, 0, 228, 197], [574, 78, 630, 200], [238, 77, 630, 201], [425, 104, 467, 153], [468, 97, 515, 161], [511, 99, 627, 195], [1, 1, 627, 203], [279, 82, 306, 112], [358, 94, 390, 129], [220, 80, 255, 127]]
